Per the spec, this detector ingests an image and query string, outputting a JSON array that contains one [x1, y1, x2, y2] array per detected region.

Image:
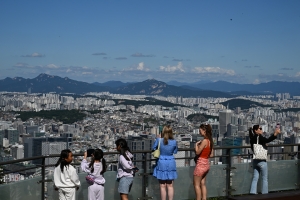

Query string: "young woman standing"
[[249, 125, 280, 194], [54, 149, 81, 200], [193, 123, 214, 200], [81, 149, 107, 200], [115, 138, 136, 200], [152, 125, 178, 200]]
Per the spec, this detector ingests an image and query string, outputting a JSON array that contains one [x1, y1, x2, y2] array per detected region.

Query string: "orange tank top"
[[200, 139, 211, 159]]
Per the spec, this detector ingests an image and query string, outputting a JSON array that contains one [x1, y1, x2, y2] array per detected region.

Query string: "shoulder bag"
[[253, 136, 268, 160], [86, 164, 101, 185], [152, 139, 161, 158]]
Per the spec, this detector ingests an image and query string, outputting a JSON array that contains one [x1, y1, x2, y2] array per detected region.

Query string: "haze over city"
[[1, 0, 300, 84]]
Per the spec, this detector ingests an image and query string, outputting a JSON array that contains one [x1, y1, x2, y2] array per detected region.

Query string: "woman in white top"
[[54, 149, 81, 200], [81, 149, 107, 200]]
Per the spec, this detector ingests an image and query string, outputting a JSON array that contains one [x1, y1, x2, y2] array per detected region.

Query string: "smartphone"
[[132, 167, 139, 172], [87, 149, 95, 157], [276, 123, 280, 129]]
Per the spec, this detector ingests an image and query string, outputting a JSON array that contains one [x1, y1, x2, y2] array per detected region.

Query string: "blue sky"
[[1, 0, 300, 84]]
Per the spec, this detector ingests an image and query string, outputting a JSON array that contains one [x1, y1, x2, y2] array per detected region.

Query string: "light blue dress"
[[152, 138, 178, 180]]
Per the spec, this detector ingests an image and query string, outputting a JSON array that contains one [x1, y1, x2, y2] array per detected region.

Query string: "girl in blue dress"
[[152, 125, 178, 200]]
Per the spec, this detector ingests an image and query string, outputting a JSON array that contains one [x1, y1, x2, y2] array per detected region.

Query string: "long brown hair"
[[162, 125, 174, 145], [200, 123, 213, 153]]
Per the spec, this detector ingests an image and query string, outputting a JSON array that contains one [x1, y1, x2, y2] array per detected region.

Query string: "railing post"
[[41, 157, 45, 200], [298, 144, 300, 160], [142, 152, 147, 199], [226, 147, 232, 198]]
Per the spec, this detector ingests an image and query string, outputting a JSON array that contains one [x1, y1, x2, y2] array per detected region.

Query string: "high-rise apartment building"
[[11, 144, 24, 159], [5, 128, 19, 145], [24, 137, 70, 164], [42, 142, 67, 165], [219, 109, 232, 138], [127, 134, 153, 170]]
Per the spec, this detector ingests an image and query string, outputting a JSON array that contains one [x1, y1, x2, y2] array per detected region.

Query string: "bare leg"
[[200, 176, 207, 200], [193, 175, 202, 200], [159, 180, 167, 200], [166, 180, 174, 200], [120, 193, 128, 200]]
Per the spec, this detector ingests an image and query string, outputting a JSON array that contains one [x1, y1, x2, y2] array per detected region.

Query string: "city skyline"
[[1, 1, 300, 84]]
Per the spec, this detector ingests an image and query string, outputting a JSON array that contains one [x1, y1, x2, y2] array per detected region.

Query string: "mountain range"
[[0, 73, 299, 97]]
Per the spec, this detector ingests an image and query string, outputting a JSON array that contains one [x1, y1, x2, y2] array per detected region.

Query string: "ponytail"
[[249, 127, 254, 139], [100, 158, 107, 175], [89, 149, 107, 174]]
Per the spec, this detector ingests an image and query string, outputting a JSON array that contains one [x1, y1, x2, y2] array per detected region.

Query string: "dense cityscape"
[[1, 1, 300, 199], [1, 90, 299, 184]]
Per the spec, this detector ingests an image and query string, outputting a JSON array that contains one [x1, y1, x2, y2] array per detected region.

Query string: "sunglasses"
[[258, 128, 262, 130]]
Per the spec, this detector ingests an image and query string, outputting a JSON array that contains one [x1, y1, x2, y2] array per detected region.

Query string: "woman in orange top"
[[193, 123, 214, 200]]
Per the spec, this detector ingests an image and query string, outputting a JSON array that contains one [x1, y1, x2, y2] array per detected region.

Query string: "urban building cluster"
[[0, 92, 300, 184]]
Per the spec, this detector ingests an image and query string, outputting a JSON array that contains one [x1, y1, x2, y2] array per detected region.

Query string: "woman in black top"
[[249, 125, 280, 194]]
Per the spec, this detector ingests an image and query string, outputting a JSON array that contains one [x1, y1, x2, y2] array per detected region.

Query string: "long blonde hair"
[[162, 125, 174, 145]]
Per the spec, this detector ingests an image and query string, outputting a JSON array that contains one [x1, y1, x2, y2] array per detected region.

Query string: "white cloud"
[[253, 79, 260, 84], [22, 53, 45, 57], [137, 62, 150, 71], [46, 64, 59, 69], [125, 62, 150, 71], [82, 72, 93, 75], [192, 66, 235, 76], [159, 62, 185, 72]]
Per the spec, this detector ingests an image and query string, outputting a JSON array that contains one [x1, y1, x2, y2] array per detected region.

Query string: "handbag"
[[253, 136, 268, 160], [152, 139, 161, 158], [85, 165, 101, 185]]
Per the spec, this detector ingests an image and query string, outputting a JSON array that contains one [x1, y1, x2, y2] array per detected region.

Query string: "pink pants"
[[88, 184, 104, 200]]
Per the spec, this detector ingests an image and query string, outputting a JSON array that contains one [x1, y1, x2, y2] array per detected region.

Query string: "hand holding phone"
[[276, 123, 280, 129], [132, 167, 139, 172], [87, 149, 94, 157]]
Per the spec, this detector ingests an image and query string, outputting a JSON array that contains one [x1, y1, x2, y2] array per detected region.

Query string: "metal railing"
[[0, 144, 300, 200]]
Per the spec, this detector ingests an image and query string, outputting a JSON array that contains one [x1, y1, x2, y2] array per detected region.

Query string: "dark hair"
[[249, 124, 260, 139], [115, 138, 131, 161], [162, 125, 174, 145], [200, 123, 214, 153], [55, 149, 72, 172], [88, 149, 107, 175]]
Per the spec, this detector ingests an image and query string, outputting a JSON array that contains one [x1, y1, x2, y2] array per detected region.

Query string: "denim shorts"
[[118, 177, 133, 194]]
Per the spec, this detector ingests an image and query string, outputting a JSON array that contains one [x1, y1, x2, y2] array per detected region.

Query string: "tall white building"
[[11, 144, 24, 159]]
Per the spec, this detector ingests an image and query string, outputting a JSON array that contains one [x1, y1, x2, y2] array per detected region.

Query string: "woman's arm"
[[70, 166, 81, 187], [80, 159, 91, 173], [195, 139, 208, 155], [152, 138, 159, 150], [119, 155, 133, 169], [210, 148, 214, 157], [80, 152, 91, 173], [260, 128, 281, 144], [173, 140, 178, 154]]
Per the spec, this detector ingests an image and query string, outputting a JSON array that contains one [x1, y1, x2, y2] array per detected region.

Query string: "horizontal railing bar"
[[1, 144, 299, 166], [0, 166, 41, 175]]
